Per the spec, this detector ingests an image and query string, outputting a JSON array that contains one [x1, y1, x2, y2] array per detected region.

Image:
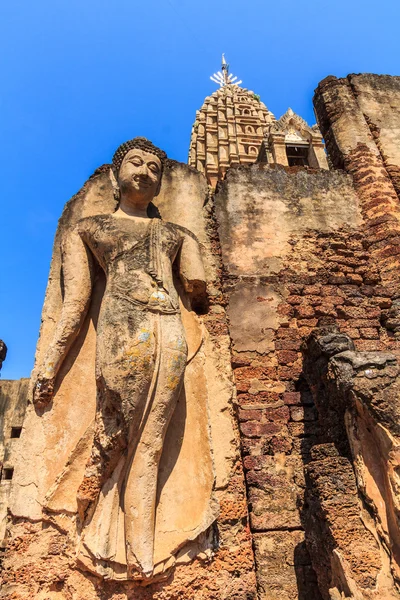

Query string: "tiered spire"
[[210, 54, 243, 87], [189, 69, 274, 186]]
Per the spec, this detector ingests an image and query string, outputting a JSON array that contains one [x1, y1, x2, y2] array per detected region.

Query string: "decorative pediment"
[[270, 108, 320, 142], [285, 128, 307, 143]]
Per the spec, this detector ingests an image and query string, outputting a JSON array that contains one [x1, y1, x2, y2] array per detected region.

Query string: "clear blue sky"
[[1, 0, 399, 379]]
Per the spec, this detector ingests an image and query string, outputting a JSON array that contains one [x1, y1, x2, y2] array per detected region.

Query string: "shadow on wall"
[[294, 376, 324, 600]]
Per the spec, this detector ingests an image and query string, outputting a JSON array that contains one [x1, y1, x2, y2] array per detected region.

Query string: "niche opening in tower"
[[286, 144, 309, 167]]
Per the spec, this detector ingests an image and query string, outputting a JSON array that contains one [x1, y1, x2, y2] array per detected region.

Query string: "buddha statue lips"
[[32, 138, 211, 580]]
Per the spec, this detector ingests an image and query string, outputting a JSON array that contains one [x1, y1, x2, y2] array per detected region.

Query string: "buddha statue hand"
[[32, 373, 55, 408]]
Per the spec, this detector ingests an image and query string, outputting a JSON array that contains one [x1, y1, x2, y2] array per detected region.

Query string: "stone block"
[[253, 531, 322, 600]]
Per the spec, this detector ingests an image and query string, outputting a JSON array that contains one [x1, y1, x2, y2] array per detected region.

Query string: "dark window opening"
[[2, 468, 14, 481], [10, 427, 22, 439], [286, 144, 309, 167]]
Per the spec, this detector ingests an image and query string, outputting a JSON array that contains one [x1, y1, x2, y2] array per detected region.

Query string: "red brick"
[[275, 339, 302, 351], [364, 271, 380, 285], [337, 306, 368, 319], [295, 305, 315, 318], [238, 406, 289, 423], [296, 318, 318, 327], [287, 284, 304, 295], [235, 366, 277, 381], [343, 296, 364, 306], [341, 327, 360, 339], [278, 365, 303, 380], [303, 285, 321, 295], [287, 295, 302, 305], [277, 303, 294, 317], [236, 380, 251, 393], [329, 273, 347, 284], [277, 350, 299, 365], [375, 297, 392, 309], [339, 318, 381, 328], [238, 408, 263, 422], [321, 285, 341, 297], [305, 296, 323, 306], [237, 392, 283, 405], [298, 326, 314, 338], [276, 328, 300, 340], [269, 436, 293, 454], [231, 354, 252, 368], [246, 470, 287, 489], [240, 422, 285, 438], [339, 284, 362, 296], [360, 285, 375, 296], [360, 328, 379, 340], [338, 306, 381, 319], [243, 455, 275, 471], [283, 392, 301, 405], [315, 304, 337, 317], [329, 256, 360, 268], [375, 285, 395, 297], [366, 307, 382, 318], [263, 406, 290, 422]]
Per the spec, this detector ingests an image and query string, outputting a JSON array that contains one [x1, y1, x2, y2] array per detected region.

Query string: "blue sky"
[[1, 0, 400, 379]]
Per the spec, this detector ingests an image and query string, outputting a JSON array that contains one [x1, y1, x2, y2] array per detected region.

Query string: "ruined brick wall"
[[213, 163, 392, 599]]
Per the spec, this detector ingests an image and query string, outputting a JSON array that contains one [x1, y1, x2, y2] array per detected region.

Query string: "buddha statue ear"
[[109, 167, 121, 202]]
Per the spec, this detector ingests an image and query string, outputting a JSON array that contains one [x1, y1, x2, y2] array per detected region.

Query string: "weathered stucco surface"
[[216, 164, 361, 277]]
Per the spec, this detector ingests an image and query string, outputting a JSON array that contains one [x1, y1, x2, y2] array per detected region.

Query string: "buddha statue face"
[[117, 148, 162, 207]]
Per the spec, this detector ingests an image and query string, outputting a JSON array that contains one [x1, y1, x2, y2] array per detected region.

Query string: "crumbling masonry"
[[1, 72, 400, 599]]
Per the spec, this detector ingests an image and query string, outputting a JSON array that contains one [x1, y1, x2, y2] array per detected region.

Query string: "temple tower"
[[188, 56, 275, 186], [189, 56, 328, 186]]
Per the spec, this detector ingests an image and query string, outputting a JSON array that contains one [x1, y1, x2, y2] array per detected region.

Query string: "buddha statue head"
[[111, 137, 167, 212]]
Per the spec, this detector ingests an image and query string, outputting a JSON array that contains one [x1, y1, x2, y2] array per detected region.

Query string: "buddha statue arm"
[[32, 227, 95, 407], [178, 232, 207, 313]]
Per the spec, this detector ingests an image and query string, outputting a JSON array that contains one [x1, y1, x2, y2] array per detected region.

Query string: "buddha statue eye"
[[148, 163, 160, 174]]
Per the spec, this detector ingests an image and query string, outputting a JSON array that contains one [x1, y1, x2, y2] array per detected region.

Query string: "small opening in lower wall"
[[10, 427, 22, 439], [2, 468, 14, 481]]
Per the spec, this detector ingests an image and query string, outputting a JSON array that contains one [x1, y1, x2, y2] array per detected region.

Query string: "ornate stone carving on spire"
[[189, 60, 275, 186]]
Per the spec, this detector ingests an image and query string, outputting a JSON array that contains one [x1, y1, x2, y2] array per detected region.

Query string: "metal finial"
[[210, 54, 243, 88]]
